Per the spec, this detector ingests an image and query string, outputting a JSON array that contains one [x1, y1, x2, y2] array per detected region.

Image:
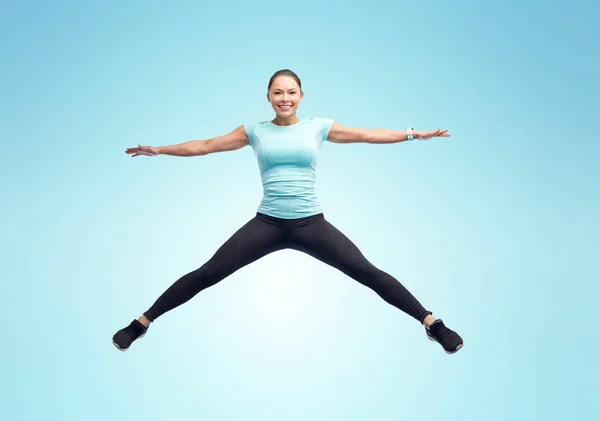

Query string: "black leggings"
[[144, 212, 432, 323]]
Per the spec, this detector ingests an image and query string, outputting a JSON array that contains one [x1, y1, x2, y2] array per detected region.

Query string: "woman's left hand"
[[416, 129, 450, 140]]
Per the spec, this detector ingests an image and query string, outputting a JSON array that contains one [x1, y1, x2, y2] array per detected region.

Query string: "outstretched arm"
[[327, 122, 450, 144], [125, 125, 249, 157]]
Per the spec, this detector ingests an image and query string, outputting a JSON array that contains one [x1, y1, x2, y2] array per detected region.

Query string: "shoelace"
[[436, 327, 453, 340], [430, 323, 453, 340], [125, 322, 145, 339]]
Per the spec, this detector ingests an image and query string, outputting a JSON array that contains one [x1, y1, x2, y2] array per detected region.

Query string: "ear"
[[266, 93, 270, 102]]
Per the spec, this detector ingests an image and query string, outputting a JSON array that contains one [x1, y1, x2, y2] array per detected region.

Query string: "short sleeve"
[[314, 118, 334, 143], [244, 122, 257, 147]]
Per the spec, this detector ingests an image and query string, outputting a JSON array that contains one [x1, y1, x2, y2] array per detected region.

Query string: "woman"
[[113, 69, 464, 354]]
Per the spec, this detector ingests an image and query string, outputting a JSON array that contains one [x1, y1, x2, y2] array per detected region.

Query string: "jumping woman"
[[113, 69, 464, 354]]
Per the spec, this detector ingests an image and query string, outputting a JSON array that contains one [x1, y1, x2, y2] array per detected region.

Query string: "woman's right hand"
[[125, 144, 160, 157]]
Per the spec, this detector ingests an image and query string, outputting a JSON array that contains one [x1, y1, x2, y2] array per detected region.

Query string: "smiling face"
[[267, 75, 304, 122]]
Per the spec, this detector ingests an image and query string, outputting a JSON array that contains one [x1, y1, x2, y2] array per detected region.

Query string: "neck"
[[272, 115, 300, 126]]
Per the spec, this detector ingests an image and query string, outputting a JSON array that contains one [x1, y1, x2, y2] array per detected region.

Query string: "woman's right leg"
[[112, 214, 285, 350], [144, 214, 286, 321]]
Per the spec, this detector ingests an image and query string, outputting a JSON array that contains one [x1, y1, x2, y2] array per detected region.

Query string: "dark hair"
[[268, 69, 302, 92]]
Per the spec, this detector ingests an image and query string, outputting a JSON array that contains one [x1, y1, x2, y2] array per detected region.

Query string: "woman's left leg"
[[289, 214, 464, 353], [288, 214, 432, 323]]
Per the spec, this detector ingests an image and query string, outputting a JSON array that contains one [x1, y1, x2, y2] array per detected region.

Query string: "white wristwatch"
[[407, 127, 414, 141]]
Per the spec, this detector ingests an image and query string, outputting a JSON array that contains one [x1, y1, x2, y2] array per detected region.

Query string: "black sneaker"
[[425, 319, 464, 354], [112, 319, 148, 351]]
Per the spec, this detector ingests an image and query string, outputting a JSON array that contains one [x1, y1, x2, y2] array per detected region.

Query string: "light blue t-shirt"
[[244, 117, 334, 219]]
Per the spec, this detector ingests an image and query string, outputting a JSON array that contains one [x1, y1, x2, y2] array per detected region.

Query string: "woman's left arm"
[[327, 121, 450, 144]]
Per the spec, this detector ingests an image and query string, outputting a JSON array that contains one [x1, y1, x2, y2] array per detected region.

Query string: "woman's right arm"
[[126, 125, 249, 157]]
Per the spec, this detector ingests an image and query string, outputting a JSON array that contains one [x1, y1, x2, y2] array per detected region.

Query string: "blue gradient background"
[[1, 1, 598, 420]]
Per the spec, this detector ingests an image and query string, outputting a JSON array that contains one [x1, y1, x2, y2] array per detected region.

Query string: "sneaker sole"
[[112, 339, 127, 352], [112, 332, 145, 352], [427, 334, 464, 354]]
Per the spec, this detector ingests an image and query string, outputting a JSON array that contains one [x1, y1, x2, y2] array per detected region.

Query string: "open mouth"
[[278, 105, 292, 111]]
